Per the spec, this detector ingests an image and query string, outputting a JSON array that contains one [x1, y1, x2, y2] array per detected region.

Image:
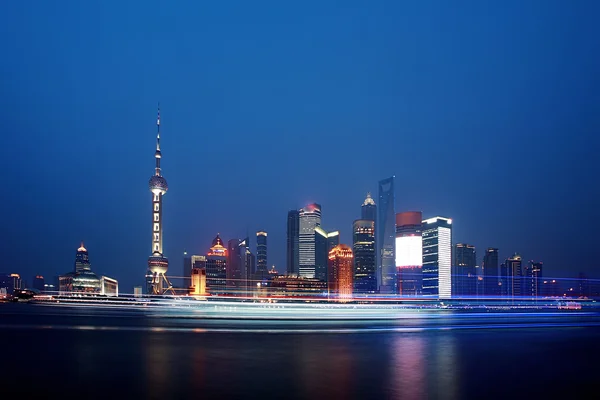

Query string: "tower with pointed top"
[[361, 192, 377, 222], [146, 105, 174, 295]]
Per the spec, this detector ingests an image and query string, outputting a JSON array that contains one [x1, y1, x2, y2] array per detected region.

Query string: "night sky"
[[2, 1, 598, 291]]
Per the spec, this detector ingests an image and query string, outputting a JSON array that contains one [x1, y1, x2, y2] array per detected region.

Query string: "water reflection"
[[390, 334, 459, 400], [144, 335, 172, 398], [390, 334, 426, 400], [296, 336, 352, 399], [433, 336, 459, 400]]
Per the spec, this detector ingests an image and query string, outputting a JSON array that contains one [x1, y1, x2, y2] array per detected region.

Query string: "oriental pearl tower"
[[146, 105, 174, 295]]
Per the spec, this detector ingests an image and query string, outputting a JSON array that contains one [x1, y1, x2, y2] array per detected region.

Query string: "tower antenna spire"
[[156, 103, 161, 149], [154, 103, 162, 176]]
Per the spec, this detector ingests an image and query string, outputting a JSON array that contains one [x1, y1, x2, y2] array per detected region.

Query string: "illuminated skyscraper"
[[503, 253, 523, 298], [453, 244, 477, 297], [286, 210, 300, 275], [483, 248, 499, 297], [328, 244, 354, 301], [146, 106, 173, 295], [256, 231, 268, 278], [395, 212, 423, 296], [206, 234, 227, 294], [378, 177, 396, 293], [315, 227, 328, 282], [327, 231, 340, 252], [361, 192, 377, 221], [314, 228, 339, 282], [523, 261, 543, 298], [352, 219, 376, 293], [227, 237, 254, 293], [422, 216, 452, 299], [299, 203, 322, 278]]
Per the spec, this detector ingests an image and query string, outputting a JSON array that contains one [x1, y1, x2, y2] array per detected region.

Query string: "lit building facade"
[[352, 219, 376, 293], [299, 203, 322, 278], [206, 234, 227, 295], [395, 212, 423, 296], [0, 273, 22, 295], [100, 276, 118, 296], [59, 243, 117, 296], [286, 210, 300, 276], [315, 227, 329, 282], [453, 244, 477, 297], [315, 227, 340, 283], [327, 231, 340, 252], [483, 248, 499, 297], [256, 231, 268, 279], [378, 177, 396, 293], [190, 267, 207, 296], [523, 261, 543, 298], [503, 254, 523, 298], [328, 244, 354, 301], [422, 216, 452, 299], [183, 254, 206, 290], [146, 106, 173, 295], [268, 276, 327, 297]]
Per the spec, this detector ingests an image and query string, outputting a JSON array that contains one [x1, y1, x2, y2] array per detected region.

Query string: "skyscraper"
[[314, 227, 329, 282], [328, 244, 354, 301], [256, 231, 268, 278], [227, 237, 254, 293], [523, 260, 543, 298], [315, 228, 339, 282], [227, 238, 243, 291], [147, 106, 173, 295], [352, 219, 376, 293], [299, 203, 322, 278], [327, 231, 340, 252], [483, 248, 499, 297], [361, 192, 377, 221], [453, 244, 477, 297], [422, 216, 452, 299], [503, 253, 523, 298], [206, 234, 227, 295], [378, 177, 396, 293], [395, 212, 423, 296], [286, 210, 300, 276]]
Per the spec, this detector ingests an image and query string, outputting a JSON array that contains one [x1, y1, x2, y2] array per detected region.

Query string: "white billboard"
[[395, 236, 422, 268]]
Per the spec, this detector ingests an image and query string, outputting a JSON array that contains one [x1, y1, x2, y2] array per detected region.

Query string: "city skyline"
[[2, 1, 598, 291]]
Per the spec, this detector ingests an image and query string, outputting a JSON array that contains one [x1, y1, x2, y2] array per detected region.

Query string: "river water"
[[0, 303, 598, 399]]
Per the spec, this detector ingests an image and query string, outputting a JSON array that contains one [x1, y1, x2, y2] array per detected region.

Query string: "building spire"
[[156, 103, 161, 150], [155, 103, 162, 176], [363, 192, 376, 206]]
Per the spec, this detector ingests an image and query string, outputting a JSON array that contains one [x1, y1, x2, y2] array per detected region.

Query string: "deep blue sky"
[[2, 1, 598, 291]]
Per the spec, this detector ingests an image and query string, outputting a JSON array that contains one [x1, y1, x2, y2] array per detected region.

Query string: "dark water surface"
[[1, 303, 598, 399]]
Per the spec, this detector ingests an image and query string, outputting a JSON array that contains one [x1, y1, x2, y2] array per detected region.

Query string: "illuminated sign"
[[395, 236, 422, 268]]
